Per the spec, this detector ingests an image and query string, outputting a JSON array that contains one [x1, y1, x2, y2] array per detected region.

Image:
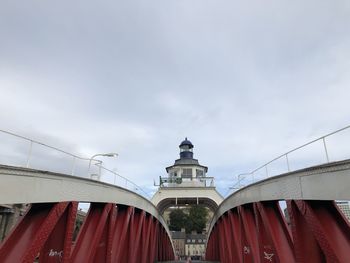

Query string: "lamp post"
[[88, 153, 118, 180]]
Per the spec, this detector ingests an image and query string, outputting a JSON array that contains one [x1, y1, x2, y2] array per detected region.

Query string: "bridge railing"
[[230, 124, 350, 194], [0, 129, 149, 198]]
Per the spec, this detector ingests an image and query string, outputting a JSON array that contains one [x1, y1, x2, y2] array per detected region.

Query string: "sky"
[[1, 0, 350, 197]]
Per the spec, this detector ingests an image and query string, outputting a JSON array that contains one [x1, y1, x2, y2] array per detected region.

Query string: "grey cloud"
[[1, 0, 350, 196]]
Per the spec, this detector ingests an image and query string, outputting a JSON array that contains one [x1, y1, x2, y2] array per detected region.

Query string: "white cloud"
[[1, 0, 350, 197]]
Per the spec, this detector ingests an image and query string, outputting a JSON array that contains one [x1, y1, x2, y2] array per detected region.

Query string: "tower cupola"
[[179, 137, 194, 159]]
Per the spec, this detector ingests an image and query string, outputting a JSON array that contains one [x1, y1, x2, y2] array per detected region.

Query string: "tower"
[[164, 138, 208, 187], [152, 138, 223, 259], [152, 138, 222, 213]]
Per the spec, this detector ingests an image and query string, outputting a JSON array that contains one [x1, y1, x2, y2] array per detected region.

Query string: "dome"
[[179, 137, 194, 149]]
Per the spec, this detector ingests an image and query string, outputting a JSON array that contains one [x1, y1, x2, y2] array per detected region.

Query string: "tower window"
[[182, 168, 192, 178], [196, 169, 204, 177]]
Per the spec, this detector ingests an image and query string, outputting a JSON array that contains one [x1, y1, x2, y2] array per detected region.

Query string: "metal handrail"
[[230, 124, 350, 194], [0, 129, 149, 198], [97, 165, 150, 198], [0, 129, 85, 160]]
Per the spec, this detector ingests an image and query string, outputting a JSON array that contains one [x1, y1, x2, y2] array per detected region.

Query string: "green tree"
[[188, 205, 208, 233], [168, 206, 209, 233], [169, 209, 187, 231]]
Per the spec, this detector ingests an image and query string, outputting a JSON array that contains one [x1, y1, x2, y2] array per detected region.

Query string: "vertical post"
[[322, 137, 330, 163], [71, 156, 76, 175], [285, 154, 290, 172], [98, 164, 102, 181], [26, 141, 33, 168]]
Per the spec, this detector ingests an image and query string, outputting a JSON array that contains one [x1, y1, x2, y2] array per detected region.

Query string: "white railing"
[[229, 124, 350, 195], [0, 129, 150, 198]]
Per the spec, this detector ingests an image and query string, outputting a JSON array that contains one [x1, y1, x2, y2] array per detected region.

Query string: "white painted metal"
[[209, 159, 350, 235], [151, 187, 224, 208], [0, 164, 172, 243], [0, 129, 146, 197]]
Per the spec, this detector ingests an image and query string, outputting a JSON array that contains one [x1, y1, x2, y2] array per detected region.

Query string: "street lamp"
[[88, 153, 118, 180]]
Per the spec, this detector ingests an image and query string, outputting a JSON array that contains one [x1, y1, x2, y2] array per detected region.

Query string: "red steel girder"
[[110, 205, 134, 261], [140, 215, 153, 263], [239, 203, 259, 263], [128, 209, 146, 263], [70, 204, 173, 263], [228, 209, 243, 262], [288, 200, 350, 262], [148, 220, 159, 262], [205, 226, 216, 260], [40, 201, 78, 263], [207, 200, 350, 262], [70, 203, 116, 263], [218, 217, 230, 263], [0, 202, 175, 263], [254, 201, 295, 262], [0, 202, 77, 263]]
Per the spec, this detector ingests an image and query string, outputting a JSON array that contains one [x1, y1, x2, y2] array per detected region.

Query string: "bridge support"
[[288, 200, 350, 262], [0, 202, 77, 263], [0, 202, 174, 263], [206, 200, 350, 263]]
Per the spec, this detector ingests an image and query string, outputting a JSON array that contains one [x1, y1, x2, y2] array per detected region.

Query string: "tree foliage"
[[168, 205, 208, 233], [188, 205, 208, 233], [169, 208, 187, 231]]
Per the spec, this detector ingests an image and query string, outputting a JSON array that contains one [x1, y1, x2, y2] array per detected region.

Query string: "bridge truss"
[[206, 160, 350, 262], [0, 165, 174, 263]]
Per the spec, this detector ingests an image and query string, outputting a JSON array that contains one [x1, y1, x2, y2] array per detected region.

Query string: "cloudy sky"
[[1, 0, 350, 196]]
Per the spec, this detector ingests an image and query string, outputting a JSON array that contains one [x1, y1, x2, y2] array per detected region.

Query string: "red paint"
[[0, 202, 174, 262]]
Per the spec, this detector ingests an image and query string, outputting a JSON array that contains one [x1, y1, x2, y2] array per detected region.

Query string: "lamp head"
[[104, 153, 118, 157]]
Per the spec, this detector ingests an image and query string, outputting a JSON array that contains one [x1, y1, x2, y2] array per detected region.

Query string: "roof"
[[166, 159, 208, 173], [179, 138, 194, 149], [172, 231, 186, 239]]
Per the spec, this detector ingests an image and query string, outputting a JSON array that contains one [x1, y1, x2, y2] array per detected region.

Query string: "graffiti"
[[263, 251, 274, 262], [49, 249, 63, 258], [243, 246, 250, 254]]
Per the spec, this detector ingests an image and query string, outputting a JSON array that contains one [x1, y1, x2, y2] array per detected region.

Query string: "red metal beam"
[[228, 209, 242, 262], [207, 200, 350, 262], [0, 202, 174, 262], [254, 201, 295, 262], [140, 215, 153, 263], [239, 204, 259, 262], [70, 203, 116, 262], [40, 202, 78, 263], [0, 202, 76, 263], [148, 220, 159, 262], [128, 210, 145, 263], [288, 200, 350, 262], [111, 205, 133, 261]]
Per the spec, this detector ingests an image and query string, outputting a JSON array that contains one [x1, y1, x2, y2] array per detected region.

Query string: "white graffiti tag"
[[49, 249, 63, 258], [243, 246, 250, 254], [264, 251, 274, 262]]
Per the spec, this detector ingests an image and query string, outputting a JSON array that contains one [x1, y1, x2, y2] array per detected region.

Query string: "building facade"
[[172, 231, 186, 258], [336, 201, 350, 222], [0, 204, 28, 241], [185, 233, 207, 259]]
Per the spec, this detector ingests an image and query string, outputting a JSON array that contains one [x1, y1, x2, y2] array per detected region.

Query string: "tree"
[[169, 209, 187, 231], [188, 205, 208, 233], [168, 205, 209, 233]]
